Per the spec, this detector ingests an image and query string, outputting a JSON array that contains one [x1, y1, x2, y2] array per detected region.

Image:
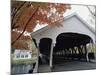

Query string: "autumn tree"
[[11, 1, 71, 50]]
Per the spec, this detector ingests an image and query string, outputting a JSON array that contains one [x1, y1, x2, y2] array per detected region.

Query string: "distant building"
[[13, 49, 32, 59]]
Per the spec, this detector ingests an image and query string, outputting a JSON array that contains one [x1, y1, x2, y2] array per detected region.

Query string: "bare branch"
[[11, 2, 26, 29], [87, 6, 96, 17]]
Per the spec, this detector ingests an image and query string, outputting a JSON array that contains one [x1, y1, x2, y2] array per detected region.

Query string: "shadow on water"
[[11, 63, 36, 74]]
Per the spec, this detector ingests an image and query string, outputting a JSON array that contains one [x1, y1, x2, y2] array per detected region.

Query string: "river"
[[11, 64, 34, 74]]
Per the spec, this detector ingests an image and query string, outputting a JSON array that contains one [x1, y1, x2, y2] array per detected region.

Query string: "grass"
[[92, 44, 96, 53], [86, 44, 96, 53], [11, 57, 37, 65]]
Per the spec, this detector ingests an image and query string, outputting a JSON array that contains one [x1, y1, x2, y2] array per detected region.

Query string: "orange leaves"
[[12, 39, 30, 50], [11, 30, 32, 49], [11, 1, 71, 49], [11, 30, 32, 41], [12, 1, 71, 31]]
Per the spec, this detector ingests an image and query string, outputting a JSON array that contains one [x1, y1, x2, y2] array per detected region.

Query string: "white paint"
[[13, 49, 32, 59], [33, 24, 47, 32], [31, 13, 95, 44], [49, 43, 54, 68]]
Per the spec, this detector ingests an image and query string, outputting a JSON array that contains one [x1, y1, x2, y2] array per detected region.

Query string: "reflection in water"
[[11, 64, 33, 74]]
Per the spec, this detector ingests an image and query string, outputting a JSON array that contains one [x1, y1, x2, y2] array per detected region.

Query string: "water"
[[11, 64, 33, 74]]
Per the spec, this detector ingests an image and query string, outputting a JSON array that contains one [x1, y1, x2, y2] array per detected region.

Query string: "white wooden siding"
[[31, 16, 95, 44]]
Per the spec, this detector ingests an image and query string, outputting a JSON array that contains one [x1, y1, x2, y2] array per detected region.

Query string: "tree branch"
[[11, 2, 26, 29], [87, 6, 96, 17], [12, 6, 39, 45]]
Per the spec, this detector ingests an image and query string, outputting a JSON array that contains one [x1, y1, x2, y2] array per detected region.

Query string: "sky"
[[64, 5, 95, 27], [34, 4, 96, 32]]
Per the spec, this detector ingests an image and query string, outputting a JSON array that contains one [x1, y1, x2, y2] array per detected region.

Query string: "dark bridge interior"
[[53, 32, 94, 64], [33, 32, 95, 67]]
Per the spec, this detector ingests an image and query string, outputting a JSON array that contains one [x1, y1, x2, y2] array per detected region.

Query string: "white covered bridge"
[[31, 13, 96, 73], [31, 13, 95, 44]]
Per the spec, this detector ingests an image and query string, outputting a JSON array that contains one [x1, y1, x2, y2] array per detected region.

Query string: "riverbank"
[[11, 56, 37, 65]]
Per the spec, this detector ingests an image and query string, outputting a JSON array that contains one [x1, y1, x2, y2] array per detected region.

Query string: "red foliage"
[[11, 1, 71, 49]]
